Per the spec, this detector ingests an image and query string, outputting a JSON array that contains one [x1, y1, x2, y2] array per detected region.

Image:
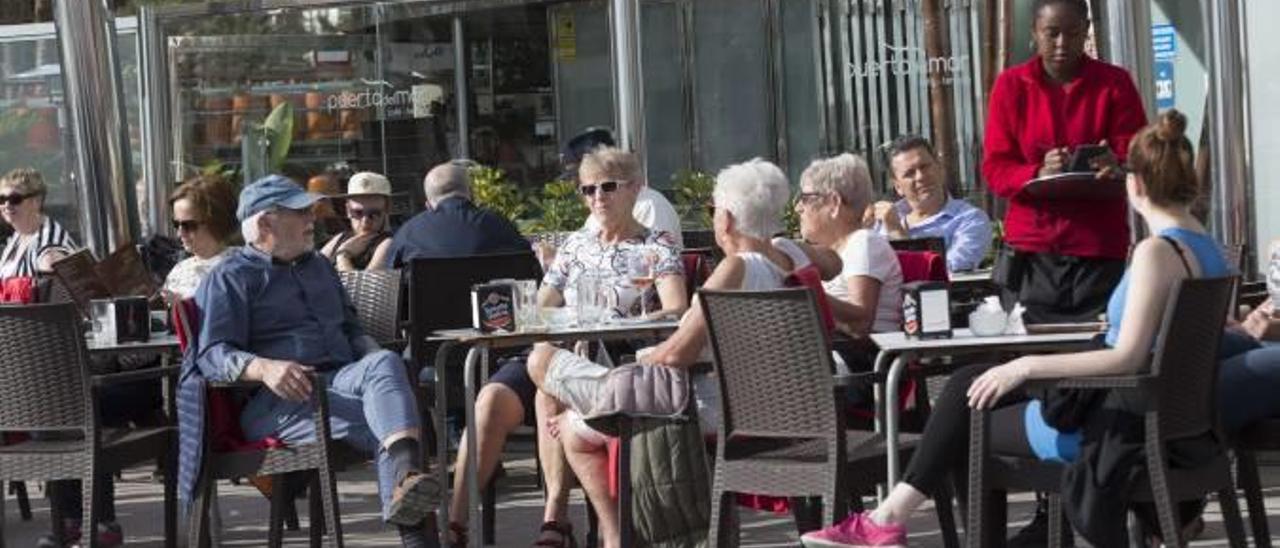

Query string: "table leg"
[[464, 346, 485, 548], [884, 354, 910, 486], [872, 350, 894, 435], [433, 340, 457, 547]]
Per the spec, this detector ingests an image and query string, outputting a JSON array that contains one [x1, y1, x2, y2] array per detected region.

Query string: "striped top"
[[0, 216, 77, 278]]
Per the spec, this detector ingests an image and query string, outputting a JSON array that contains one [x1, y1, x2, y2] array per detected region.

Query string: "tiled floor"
[[4, 447, 1278, 546]]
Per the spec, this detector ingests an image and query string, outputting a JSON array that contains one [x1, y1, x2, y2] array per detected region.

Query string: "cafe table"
[[429, 319, 680, 548], [85, 332, 183, 418], [869, 328, 1100, 485]]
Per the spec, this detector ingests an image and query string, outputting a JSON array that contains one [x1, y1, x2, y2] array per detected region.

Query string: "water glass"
[[574, 273, 604, 328], [90, 299, 115, 345], [1268, 246, 1280, 312], [514, 279, 541, 330]]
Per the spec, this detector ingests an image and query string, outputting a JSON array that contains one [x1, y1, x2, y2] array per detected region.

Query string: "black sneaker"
[[1008, 499, 1074, 548]]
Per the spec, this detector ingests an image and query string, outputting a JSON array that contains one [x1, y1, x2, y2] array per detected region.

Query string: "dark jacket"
[[383, 197, 529, 267]]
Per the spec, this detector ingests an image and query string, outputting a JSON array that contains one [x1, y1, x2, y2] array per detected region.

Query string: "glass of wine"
[[627, 249, 656, 319]]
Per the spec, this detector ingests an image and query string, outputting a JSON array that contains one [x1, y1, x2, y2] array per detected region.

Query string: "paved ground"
[[4, 442, 1279, 546]]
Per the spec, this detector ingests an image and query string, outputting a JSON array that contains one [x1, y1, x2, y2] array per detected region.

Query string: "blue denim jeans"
[[1218, 332, 1280, 433], [240, 349, 419, 521]]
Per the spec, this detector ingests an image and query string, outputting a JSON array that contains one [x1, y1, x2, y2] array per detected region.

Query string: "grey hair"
[[423, 162, 472, 204], [579, 147, 643, 184], [241, 211, 268, 244], [800, 153, 873, 213], [712, 158, 789, 239]]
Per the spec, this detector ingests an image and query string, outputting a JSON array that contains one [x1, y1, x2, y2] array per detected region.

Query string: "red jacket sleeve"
[[1104, 71, 1149, 163], [982, 74, 1041, 199]]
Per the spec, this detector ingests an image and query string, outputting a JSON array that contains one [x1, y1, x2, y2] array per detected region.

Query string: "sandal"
[[447, 521, 469, 548], [533, 520, 577, 548]]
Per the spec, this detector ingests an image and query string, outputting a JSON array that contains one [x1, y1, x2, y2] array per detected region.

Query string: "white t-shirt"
[[827, 229, 903, 332], [583, 186, 684, 248]]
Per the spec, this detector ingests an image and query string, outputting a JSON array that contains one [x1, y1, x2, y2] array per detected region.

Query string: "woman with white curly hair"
[[524, 158, 814, 548]]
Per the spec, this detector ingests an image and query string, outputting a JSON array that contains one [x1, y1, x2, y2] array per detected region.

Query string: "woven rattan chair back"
[[1147, 275, 1236, 440], [700, 287, 838, 440], [339, 269, 404, 346], [407, 252, 541, 356], [0, 303, 92, 432]]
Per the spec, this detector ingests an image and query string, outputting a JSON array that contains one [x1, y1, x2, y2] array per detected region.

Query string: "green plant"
[[468, 164, 529, 224], [782, 196, 801, 238], [528, 180, 588, 233], [240, 101, 295, 183], [671, 170, 716, 229]]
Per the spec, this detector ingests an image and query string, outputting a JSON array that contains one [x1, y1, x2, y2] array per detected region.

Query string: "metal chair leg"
[[268, 474, 287, 548], [1237, 450, 1272, 548], [1219, 485, 1250, 548], [9, 482, 31, 521]]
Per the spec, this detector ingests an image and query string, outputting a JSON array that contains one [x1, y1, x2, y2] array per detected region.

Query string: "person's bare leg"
[[447, 384, 524, 539], [561, 429, 619, 548], [536, 389, 574, 525]]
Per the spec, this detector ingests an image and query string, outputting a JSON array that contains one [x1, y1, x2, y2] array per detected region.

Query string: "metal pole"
[[453, 16, 470, 160], [139, 5, 171, 238], [611, 0, 646, 175], [1205, 0, 1248, 251], [1103, 0, 1156, 116], [54, 0, 138, 257]]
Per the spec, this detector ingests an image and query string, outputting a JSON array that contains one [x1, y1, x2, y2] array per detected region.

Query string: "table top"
[[949, 269, 993, 283], [870, 327, 1099, 353], [431, 319, 680, 348], [85, 332, 182, 354]]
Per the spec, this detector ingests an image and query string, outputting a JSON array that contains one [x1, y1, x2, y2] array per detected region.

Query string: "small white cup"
[[968, 308, 1008, 337]]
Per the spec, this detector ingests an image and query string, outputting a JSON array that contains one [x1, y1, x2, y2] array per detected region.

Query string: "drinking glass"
[[514, 279, 540, 330], [626, 249, 657, 319], [574, 273, 603, 328]]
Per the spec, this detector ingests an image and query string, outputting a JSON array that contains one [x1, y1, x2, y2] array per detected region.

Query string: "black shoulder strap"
[[1159, 235, 1194, 277]]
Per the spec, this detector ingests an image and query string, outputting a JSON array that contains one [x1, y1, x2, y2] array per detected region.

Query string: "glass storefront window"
[[0, 19, 140, 242]]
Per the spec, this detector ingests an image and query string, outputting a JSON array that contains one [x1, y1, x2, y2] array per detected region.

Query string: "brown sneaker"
[[386, 471, 441, 526]]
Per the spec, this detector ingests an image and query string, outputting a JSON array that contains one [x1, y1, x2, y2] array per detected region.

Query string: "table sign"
[[471, 281, 517, 333], [902, 281, 951, 339]]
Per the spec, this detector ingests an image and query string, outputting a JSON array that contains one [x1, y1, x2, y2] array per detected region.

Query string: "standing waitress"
[[984, 0, 1147, 324]]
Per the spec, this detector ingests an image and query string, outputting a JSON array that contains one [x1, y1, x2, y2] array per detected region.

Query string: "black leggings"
[[901, 362, 1036, 496]]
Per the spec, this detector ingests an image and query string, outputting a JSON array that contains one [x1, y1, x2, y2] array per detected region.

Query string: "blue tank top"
[[1103, 228, 1231, 347], [1027, 227, 1231, 462]]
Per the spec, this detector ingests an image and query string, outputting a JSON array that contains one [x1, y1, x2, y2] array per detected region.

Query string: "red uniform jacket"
[[982, 55, 1148, 260]]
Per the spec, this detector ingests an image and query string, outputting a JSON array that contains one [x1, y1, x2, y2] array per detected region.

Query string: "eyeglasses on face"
[[347, 208, 384, 220], [794, 191, 827, 205], [578, 180, 623, 197], [0, 192, 31, 206], [172, 220, 202, 233]]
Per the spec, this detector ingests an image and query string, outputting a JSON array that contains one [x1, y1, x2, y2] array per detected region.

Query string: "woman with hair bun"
[[802, 110, 1229, 547]]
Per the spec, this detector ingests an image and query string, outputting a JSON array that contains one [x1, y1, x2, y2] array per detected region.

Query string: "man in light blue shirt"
[[194, 175, 438, 547], [870, 134, 993, 272]]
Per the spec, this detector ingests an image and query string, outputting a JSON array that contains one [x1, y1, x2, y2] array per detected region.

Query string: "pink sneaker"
[[800, 511, 907, 547]]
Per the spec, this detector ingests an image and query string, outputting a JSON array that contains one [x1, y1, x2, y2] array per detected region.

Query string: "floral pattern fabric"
[[543, 227, 682, 318]]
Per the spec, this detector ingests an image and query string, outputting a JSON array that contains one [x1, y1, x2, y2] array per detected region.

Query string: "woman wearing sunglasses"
[[0, 167, 77, 278], [320, 171, 394, 271], [163, 174, 239, 300]]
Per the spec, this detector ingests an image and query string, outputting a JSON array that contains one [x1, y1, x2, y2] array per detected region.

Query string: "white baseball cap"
[[344, 171, 392, 197]]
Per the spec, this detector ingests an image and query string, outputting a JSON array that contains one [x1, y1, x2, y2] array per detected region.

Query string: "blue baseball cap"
[[236, 174, 323, 221]]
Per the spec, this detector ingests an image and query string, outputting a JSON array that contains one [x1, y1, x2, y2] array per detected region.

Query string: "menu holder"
[[51, 245, 158, 316], [1019, 172, 1125, 201], [471, 281, 517, 333]]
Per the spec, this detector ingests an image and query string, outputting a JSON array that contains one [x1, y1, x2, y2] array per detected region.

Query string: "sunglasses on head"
[[347, 208, 384, 220], [578, 181, 623, 197], [172, 220, 201, 232], [0, 192, 30, 206]]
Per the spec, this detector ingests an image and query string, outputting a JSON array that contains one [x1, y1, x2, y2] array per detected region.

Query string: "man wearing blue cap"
[[193, 174, 439, 546]]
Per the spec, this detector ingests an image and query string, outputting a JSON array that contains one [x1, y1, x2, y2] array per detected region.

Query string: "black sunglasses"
[[0, 192, 30, 206], [578, 181, 623, 197], [347, 208, 384, 220], [172, 219, 201, 232]]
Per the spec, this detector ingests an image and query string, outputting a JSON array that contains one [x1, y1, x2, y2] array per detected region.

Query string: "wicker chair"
[[699, 288, 959, 547], [174, 300, 345, 548], [0, 303, 177, 548], [339, 269, 406, 351], [967, 276, 1247, 548], [1234, 421, 1280, 547]]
